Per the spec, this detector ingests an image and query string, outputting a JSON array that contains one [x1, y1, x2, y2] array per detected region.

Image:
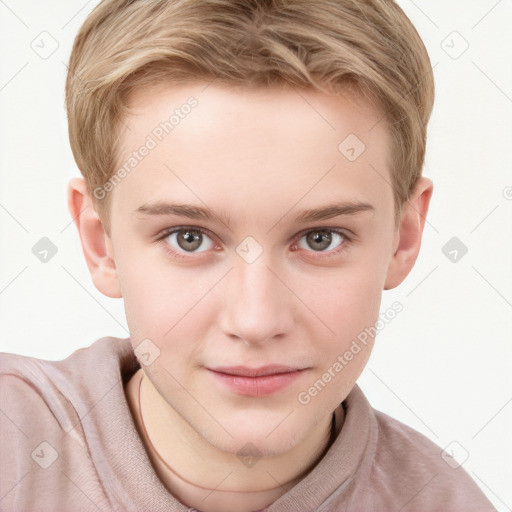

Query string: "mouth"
[[207, 365, 307, 397], [209, 365, 304, 377]]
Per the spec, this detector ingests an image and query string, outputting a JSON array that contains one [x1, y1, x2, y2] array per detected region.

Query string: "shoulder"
[[0, 337, 137, 510], [0, 336, 135, 382], [0, 336, 135, 428], [367, 407, 496, 511]]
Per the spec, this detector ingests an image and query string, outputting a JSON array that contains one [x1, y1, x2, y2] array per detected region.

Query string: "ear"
[[67, 177, 122, 298], [384, 177, 433, 290]]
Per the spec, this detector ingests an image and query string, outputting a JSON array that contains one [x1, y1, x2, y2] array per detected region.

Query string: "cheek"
[[116, 253, 183, 342], [118, 256, 215, 368], [303, 271, 382, 402], [300, 262, 384, 339]]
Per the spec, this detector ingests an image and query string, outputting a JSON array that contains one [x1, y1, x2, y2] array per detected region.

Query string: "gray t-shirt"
[[0, 336, 496, 511]]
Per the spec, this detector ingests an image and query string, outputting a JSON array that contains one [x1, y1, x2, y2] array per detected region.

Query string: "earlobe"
[[384, 177, 433, 290], [67, 177, 122, 298]]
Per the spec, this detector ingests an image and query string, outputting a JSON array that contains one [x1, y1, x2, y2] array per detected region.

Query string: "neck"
[[126, 369, 343, 512]]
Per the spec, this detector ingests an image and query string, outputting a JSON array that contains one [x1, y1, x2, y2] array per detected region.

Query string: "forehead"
[[111, 82, 392, 223], [123, 81, 385, 142]]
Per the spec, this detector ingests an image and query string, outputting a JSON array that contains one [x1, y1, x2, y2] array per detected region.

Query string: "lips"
[[209, 365, 303, 377], [207, 365, 306, 397]]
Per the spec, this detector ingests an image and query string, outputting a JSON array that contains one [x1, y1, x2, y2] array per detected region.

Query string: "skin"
[[68, 82, 432, 512]]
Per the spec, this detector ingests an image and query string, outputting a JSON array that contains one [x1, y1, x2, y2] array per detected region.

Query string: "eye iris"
[[177, 229, 202, 251], [307, 230, 332, 251]]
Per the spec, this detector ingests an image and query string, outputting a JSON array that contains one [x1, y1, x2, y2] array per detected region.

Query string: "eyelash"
[[156, 225, 352, 260]]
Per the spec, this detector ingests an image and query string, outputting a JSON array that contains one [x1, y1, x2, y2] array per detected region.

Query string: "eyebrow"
[[134, 200, 374, 228]]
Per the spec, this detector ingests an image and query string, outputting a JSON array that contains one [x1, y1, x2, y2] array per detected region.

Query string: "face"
[[106, 82, 398, 456]]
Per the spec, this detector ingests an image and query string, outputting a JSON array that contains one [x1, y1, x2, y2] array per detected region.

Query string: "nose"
[[218, 252, 296, 345]]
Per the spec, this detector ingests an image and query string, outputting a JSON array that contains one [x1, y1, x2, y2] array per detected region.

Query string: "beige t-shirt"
[[0, 336, 496, 512]]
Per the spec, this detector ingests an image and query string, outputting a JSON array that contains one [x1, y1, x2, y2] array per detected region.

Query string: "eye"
[[161, 227, 215, 254], [295, 228, 348, 253]]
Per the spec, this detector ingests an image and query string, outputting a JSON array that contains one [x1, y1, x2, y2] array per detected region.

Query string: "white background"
[[0, 1, 511, 510]]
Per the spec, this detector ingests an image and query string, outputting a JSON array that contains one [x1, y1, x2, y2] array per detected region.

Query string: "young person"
[[0, 0, 496, 510]]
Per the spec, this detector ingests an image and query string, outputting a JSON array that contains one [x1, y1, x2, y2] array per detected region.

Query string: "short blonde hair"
[[65, 0, 434, 235]]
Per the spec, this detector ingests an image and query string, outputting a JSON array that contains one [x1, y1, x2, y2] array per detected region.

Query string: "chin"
[[199, 418, 307, 457], [221, 437, 298, 459]]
